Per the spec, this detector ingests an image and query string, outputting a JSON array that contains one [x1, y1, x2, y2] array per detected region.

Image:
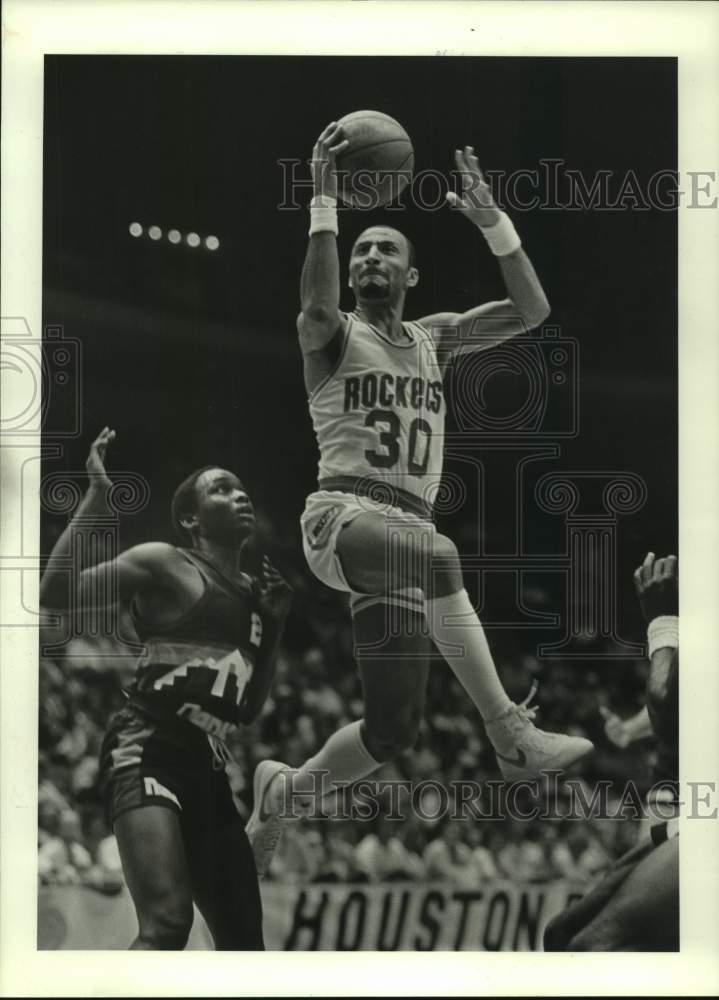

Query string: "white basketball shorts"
[[300, 489, 434, 614]]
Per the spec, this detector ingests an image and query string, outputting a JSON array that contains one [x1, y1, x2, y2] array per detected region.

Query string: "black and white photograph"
[[1, 1, 718, 994]]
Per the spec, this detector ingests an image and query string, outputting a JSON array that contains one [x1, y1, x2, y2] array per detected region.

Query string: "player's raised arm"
[[633, 551, 679, 729], [420, 147, 550, 358], [297, 123, 350, 353], [40, 428, 169, 610]]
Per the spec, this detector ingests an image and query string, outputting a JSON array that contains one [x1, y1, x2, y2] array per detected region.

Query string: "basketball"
[[334, 110, 414, 209]]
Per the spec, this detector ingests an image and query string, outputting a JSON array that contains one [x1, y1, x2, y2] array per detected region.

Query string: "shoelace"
[[516, 679, 540, 722]]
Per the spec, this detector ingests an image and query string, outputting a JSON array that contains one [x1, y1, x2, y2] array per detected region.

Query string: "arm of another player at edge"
[[646, 646, 677, 734], [632, 552, 678, 730]]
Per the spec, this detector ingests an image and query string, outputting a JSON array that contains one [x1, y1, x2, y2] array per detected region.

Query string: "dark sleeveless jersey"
[[126, 548, 268, 739]]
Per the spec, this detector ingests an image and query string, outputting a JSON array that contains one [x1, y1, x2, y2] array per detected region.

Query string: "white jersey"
[[308, 311, 446, 517]]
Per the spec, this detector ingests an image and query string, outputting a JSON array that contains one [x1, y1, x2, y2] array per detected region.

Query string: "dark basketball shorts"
[[98, 701, 238, 831]]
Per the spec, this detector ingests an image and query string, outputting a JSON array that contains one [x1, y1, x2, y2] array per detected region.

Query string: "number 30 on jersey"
[[364, 409, 432, 476]]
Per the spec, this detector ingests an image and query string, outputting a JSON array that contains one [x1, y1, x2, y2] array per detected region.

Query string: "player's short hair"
[[353, 227, 416, 268], [170, 465, 217, 541], [404, 234, 416, 268]]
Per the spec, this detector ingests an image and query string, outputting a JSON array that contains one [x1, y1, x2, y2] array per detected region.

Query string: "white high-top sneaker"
[[485, 687, 594, 781], [245, 759, 298, 877]]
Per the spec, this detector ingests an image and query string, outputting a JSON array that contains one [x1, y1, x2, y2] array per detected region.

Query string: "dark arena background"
[[39, 56, 677, 950]]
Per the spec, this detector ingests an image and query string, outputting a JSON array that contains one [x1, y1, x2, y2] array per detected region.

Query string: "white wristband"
[[480, 211, 521, 257], [647, 615, 679, 658], [309, 195, 338, 236]]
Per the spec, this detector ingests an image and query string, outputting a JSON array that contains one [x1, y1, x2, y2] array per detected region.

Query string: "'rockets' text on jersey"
[[309, 313, 446, 510]]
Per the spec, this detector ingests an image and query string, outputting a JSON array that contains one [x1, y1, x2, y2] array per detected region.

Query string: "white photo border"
[[1, 1, 718, 995]]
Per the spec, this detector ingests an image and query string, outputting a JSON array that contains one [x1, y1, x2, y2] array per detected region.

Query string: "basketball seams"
[[335, 110, 414, 207], [396, 151, 414, 171], [339, 111, 407, 128], [338, 137, 412, 163]]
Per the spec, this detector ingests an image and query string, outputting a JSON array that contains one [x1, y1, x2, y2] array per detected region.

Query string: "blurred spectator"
[[422, 819, 474, 884], [355, 819, 425, 882], [548, 824, 610, 882], [467, 826, 501, 882], [38, 808, 93, 885], [314, 825, 369, 884], [268, 825, 324, 884], [495, 819, 547, 882]]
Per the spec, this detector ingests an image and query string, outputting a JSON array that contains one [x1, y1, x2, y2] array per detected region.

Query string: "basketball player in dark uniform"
[[544, 552, 679, 951], [40, 427, 292, 950]]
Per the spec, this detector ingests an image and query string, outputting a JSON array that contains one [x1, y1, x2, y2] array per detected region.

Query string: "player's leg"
[[185, 771, 264, 951], [336, 511, 513, 721], [114, 806, 195, 950], [333, 510, 460, 596], [351, 599, 431, 763], [99, 706, 195, 949], [569, 835, 679, 951], [247, 600, 430, 876], [336, 511, 593, 779], [295, 599, 430, 779]]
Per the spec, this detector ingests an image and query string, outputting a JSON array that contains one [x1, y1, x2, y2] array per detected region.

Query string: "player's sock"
[[426, 589, 593, 778], [426, 588, 512, 721], [293, 719, 382, 812]]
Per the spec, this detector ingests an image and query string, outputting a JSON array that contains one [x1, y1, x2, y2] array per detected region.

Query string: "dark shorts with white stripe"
[[98, 700, 263, 950], [98, 701, 238, 830]]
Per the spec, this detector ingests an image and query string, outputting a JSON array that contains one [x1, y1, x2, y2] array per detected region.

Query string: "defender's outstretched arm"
[[40, 427, 167, 610]]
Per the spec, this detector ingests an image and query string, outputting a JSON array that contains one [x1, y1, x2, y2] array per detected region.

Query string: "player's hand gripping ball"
[[333, 110, 414, 209]]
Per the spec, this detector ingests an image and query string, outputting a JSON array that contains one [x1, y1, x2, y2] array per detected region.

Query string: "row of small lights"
[[129, 222, 220, 251]]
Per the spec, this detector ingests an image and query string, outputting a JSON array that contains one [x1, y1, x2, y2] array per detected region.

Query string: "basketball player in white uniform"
[[247, 122, 592, 872]]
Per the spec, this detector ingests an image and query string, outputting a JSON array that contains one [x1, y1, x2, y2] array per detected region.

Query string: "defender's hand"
[[311, 122, 349, 202], [85, 427, 116, 489], [633, 552, 678, 623], [258, 556, 293, 621], [446, 146, 501, 228]]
